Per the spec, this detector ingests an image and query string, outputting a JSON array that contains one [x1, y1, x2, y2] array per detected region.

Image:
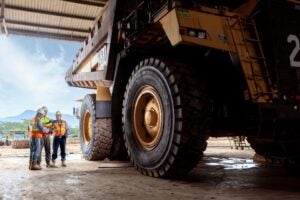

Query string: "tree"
[[0, 120, 30, 137], [70, 127, 79, 138]]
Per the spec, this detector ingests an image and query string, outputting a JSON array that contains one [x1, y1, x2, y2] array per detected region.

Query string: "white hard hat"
[[41, 106, 48, 113], [56, 111, 62, 116], [37, 108, 45, 116]]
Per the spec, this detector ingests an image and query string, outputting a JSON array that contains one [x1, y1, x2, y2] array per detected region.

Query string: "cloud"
[[0, 37, 88, 118]]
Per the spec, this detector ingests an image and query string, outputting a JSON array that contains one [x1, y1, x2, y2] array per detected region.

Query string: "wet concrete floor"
[[1, 147, 300, 200]]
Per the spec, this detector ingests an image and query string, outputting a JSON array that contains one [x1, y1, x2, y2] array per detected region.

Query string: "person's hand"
[[42, 127, 49, 133], [45, 122, 53, 128]]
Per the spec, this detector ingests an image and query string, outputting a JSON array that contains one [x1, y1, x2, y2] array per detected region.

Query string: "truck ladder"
[[226, 16, 273, 103]]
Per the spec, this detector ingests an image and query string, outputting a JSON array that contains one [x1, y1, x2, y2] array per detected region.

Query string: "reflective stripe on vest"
[[31, 118, 43, 138], [54, 120, 67, 136]]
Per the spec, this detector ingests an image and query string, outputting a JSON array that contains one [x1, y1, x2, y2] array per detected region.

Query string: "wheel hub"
[[144, 108, 158, 127], [83, 110, 92, 145], [133, 86, 163, 150], [144, 100, 160, 136]]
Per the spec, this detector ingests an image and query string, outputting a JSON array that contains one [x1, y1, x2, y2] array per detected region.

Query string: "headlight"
[[187, 28, 206, 39], [188, 29, 197, 37], [197, 31, 206, 39]]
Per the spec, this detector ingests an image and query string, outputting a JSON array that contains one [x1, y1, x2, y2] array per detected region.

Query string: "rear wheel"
[[248, 120, 300, 167], [248, 138, 300, 163], [80, 94, 113, 160], [122, 58, 210, 177]]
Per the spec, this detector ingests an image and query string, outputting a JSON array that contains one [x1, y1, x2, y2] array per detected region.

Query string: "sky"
[[0, 35, 90, 118]]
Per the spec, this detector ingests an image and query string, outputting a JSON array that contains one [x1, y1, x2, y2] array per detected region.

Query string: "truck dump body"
[[66, 0, 117, 89]]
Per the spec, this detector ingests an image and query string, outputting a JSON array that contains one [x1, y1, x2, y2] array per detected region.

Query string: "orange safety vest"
[[53, 120, 67, 137], [30, 118, 43, 138]]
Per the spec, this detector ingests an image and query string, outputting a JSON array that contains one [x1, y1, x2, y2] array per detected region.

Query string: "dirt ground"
[[1, 139, 300, 200]]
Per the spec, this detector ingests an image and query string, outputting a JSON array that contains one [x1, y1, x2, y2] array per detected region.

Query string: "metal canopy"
[[0, 0, 108, 42]]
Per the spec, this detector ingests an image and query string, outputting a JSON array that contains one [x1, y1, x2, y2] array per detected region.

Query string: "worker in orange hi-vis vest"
[[29, 108, 50, 170], [51, 111, 70, 167]]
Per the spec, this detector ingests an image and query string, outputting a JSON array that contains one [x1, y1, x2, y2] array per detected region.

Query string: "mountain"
[[0, 110, 79, 128]]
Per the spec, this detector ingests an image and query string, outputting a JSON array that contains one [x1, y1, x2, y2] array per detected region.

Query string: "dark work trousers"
[[52, 136, 66, 161], [38, 136, 51, 163]]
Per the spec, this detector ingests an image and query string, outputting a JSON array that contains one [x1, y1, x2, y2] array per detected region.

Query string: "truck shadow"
[[176, 156, 300, 193]]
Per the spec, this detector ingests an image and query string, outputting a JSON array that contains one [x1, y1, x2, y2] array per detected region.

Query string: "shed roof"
[[0, 0, 107, 42]]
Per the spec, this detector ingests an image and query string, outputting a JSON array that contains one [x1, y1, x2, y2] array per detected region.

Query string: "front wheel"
[[122, 58, 210, 177]]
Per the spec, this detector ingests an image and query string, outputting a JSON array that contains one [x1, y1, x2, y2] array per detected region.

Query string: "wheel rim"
[[83, 109, 92, 145], [132, 85, 163, 150]]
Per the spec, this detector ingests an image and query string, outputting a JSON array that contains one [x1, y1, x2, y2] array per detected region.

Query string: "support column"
[[96, 84, 112, 119], [1, 0, 8, 35]]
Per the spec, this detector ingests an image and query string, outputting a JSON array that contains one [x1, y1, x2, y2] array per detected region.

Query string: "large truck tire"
[[122, 58, 210, 177], [248, 133, 300, 167], [109, 136, 128, 160], [80, 94, 113, 161], [247, 137, 267, 156], [11, 140, 30, 149]]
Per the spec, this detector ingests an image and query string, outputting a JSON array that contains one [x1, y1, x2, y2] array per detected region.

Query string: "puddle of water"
[[98, 162, 132, 168], [65, 177, 80, 185], [205, 157, 258, 170], [66, 154, 82, 160]]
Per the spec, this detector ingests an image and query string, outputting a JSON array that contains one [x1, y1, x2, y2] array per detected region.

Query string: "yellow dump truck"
[[66, 0, 300, 177]]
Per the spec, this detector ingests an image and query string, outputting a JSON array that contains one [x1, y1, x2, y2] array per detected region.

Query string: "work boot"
[[37, 161, 42, 169], [31, 161, 42, 170], [29, 160, 32, 170], [46, 161, 51, 168], [61, 160, 67, 167], [51, 159, 58, 168]]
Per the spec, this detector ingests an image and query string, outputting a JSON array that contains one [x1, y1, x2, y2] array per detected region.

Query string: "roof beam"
[[1, 0, 4, 18], [2, 18, 7, 35], [0, 0, 7, 35], [60, 0, 106, 7], [0, 4, 95, 21], [7, 28, 85, 42], [6, 19, 90, 33]]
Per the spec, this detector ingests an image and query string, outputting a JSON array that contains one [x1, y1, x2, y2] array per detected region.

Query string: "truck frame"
[[66, 0, 300, 177]]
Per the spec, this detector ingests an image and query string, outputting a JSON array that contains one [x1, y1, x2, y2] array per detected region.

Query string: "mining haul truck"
[[66, 0, 300, 177]]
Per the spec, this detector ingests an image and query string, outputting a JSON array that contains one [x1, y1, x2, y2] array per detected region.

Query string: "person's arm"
[[49, 119, 55, 134], [65, 122, 71, 137], [37, 120, 49, 133]]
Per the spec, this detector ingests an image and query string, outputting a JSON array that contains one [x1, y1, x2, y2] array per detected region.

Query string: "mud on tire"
[[122, 58, 210, 178], [80, 94, 113, 160]]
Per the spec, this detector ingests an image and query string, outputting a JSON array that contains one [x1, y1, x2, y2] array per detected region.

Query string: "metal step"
[[245, 38, 261, 42], [250, 55, 266, 60], [252, 73, 271, 78]]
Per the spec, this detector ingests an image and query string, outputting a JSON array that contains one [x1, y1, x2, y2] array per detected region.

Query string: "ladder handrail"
[[227, 15, 273, 103]]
